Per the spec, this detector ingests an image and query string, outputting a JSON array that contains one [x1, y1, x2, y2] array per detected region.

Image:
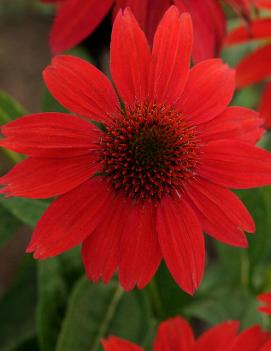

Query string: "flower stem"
[[240, 251, 249, 287], [148, 278, 164, 319]]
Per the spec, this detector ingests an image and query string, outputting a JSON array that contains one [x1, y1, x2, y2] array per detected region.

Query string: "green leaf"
[[37, 259, 68, 351], [0, 91, 26, 123], [0, 203, 21, 246], [0, 257, 37, 351], [56, 278, 151, 351], [0, 196, 49, 227], [36, 248, 83, 351], [184, 284, 261, 328]]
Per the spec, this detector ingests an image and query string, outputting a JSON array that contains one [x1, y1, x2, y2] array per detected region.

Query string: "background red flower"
[[43, 0, 249, 62]]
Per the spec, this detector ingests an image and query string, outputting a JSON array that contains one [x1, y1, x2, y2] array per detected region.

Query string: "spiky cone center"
[[100, 102, 201, 202]]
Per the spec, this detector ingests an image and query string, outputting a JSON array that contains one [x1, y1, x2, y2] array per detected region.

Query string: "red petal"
[[200, 140, 271, 189], [82, 193, 130, 284], [185, 179, 255, 248], [153, 317, 195, 351], [102, 337, 144, 351], [199, 106, 264, 144], [157, 196, 205, 295], [26, 178, 113, 258], [0, 112, 100, 158], [148, 7, 193, 104], [43, 55, 118, 123], [49, 0, 113, 53], [0, 155, 97, 199], [118, 201, 162, 290], [193, 321, 239, 351], [227, 326, 271, 351], [110, 8, 151, 105], [259, 82, 271, 129], [255, 0, 271, 10], [113, 0, 171, 43], [174, 0, 225, 62], [257, 292, 271, 315], [226, 19, 271, 45], [259, 340, 271, 351], [177, 59, 235, 124], [236, 44, 271, 88]]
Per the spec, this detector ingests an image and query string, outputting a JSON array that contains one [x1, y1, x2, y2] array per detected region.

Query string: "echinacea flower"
[[257, 292, 271, 315], [0, 6, 270, 294], [225, 1, 271, 128], [43, 0, 250, 62], [102, 316, 271, 351]]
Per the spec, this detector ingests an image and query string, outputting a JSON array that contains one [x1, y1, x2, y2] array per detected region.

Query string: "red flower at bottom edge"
[[102, 316, 271, 351], [0, 6, 270, 294]]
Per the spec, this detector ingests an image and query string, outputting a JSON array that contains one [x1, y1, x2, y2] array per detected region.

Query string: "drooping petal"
[[227, 326, 271, 351], [236, 44, 271, 88], [82, 193, 130, 284], [110, 8, 151, 105], [0, 155, 98, 199], [26, 178, 114, 259], [226, 19, 271, 45], [259, 82, 271, 129], [157, 196, 205, 295], [49, 0, 114, 53], [0, 112, 101, 158], [148, 7, 193, 104], [193, 321, 239, 351], [177, 59, 235, 124], [174, 0, 225, 63], [198, 106, 264, 144], [118, 201, 162, 291], [113, 0, 171, 43], [102, 337, 144, 351], [185, 179, 255, 248], [43, 55, 118, 123], [153, 317, 195, 351], [200, 140, 271, 189]]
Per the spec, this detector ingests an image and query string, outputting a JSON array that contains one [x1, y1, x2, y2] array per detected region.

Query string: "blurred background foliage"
[[1, 1, 271, 351]]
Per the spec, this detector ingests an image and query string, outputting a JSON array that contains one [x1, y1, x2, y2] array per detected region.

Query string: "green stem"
[[261, 312, 270, 331], [148, 278, 164, 319], [240, 251, 249, 287], [91, 284, 124, 351]]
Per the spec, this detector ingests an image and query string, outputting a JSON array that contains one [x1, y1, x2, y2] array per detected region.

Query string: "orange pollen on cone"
[[100, 102, 201, 201]]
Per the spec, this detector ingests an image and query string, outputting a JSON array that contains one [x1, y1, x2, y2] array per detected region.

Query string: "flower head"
[[0, 6, 270, 294], [43, 0, 249, 62], [102, 316, 271, 351]]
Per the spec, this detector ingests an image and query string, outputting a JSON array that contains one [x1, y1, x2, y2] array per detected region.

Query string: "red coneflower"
[[0, 7, 270, 294], [102, 316, 271, 351], [225, 1, 271, 128], [43, 0, 249, 62]]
